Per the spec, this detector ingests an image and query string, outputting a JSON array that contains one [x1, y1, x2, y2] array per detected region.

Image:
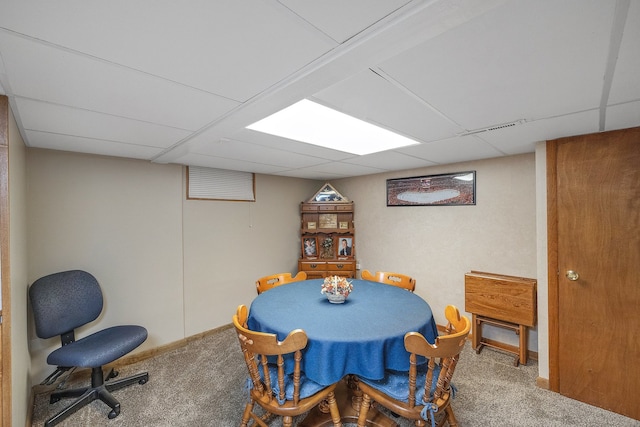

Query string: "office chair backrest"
[[30, 270, 103, 339]]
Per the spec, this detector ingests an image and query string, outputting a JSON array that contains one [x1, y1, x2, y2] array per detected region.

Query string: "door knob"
[[565, 270, 579, 281]]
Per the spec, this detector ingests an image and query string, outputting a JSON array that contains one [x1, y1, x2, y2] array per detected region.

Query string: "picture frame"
[[319, 236, 334, 259], [307, 221, 317, 230], [319, 213, 338, 229], [339, 221, 349, 230], [302, 236, 318, 259], [386, 171, 476, 206], [335, 236, 354, 259], [308, 182, 349, 203]]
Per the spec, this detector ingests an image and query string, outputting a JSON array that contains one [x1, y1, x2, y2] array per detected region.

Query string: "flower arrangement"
[[321, 237, 334, 250], [320, 237, 334, 259], [321, 275, 353, 302]]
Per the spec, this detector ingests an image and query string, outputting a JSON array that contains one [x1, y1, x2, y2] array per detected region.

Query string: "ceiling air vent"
[[458, 120, 526, 136]]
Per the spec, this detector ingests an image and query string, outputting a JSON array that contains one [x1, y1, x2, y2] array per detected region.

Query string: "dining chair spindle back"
[[233, 305, 342, 427], [356, 305, 470, 427], [255, 271, 307, 294], [361, 269, 416, 292]]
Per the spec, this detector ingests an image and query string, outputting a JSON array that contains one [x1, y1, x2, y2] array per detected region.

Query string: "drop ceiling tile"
[[0, 32, 239, 130], [397, 135, 503, 165], [278, 0, 410, 43], [187, 127, 357, 162], [15, 98, 191, 149], [0, 1, 336, 101], [190, 138, 340, 169], [313, 69, 462, 143], [378, 0, 615, 130], [301, 161, 386, 178], [605, 101, 640, 132], [25, 130, 163, 159], [344, 150, 437, 170], [175, 153, 290, 175], [476, 110, 600, 154], [609, 0, 640, 104], [274, 169, 344, 180]]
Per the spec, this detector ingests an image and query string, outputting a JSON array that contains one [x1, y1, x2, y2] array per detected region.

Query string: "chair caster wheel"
[[139, 378, 148, 385], [108, 409, 120, 419], [50, 396, 60, 404]]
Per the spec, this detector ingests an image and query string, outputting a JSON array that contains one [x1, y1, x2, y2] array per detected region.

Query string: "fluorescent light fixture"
[[247, 99, 419, 155]]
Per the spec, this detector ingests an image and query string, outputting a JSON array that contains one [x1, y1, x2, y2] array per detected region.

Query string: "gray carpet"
[[31, 326, 639, 427]]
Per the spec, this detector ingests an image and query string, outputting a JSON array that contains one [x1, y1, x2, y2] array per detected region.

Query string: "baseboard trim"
[[536, 376, 550, 390], [113, 323, 234, 368]]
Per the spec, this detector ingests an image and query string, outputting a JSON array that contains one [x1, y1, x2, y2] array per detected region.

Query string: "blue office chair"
[[29, 270, 149, 426]]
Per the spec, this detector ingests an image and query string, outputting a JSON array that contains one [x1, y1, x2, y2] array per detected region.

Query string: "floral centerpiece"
[[321, 275, 353, 304], [320, 237, 334, 259]]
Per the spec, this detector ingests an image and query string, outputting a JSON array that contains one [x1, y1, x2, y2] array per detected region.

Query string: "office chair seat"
[[47, 325, 148, 368]]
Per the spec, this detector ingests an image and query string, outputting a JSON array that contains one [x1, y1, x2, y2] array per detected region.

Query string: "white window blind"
[[187, 166, 255, 201]]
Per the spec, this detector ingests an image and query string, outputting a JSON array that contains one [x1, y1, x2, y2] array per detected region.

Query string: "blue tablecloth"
[[247, 279, 438, 386]]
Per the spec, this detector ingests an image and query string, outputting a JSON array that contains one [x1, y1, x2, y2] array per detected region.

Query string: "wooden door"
[[548, 127, 640, 420]]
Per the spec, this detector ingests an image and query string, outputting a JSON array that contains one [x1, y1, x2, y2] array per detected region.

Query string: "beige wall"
[[335, 153, 538, 350], [27, 149, 186, 375], [26, 148, 319, 383], [182, 174, 318, 335], [8, 105, 29, 427]]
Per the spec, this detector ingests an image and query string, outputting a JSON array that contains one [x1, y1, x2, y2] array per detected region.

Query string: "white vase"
[[327, 293, 346, 304]]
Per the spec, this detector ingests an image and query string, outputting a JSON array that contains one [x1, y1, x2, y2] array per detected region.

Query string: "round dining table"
[[247, 278, 438, 387]]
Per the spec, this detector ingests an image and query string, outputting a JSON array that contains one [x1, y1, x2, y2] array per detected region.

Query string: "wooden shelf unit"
[[464, 271, 537, 366], [299, 201, 355, 279]]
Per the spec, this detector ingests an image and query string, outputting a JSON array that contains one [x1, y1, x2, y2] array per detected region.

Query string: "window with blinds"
[[187, 166, 255, 201]]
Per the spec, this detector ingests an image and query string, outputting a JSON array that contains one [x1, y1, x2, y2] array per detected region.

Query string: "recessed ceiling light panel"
[[247, 99, 419, 155]]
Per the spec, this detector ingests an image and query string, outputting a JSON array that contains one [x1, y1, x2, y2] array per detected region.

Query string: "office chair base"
[[45, 366, 149, 427]]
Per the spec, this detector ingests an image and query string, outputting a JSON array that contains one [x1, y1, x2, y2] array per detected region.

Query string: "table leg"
[[298, 379, 398, 427], [472, 313, 482, 353], [519, 324, 528, 365]]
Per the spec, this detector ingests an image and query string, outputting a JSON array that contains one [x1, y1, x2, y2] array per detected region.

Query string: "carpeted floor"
[[31, 326, 639, 426]]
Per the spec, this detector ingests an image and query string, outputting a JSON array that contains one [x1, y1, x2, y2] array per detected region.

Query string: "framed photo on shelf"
[[307, 221, 317, 230], [335, 236, 354, 258], [339, 221, 349, 230], [386, 171, 476, 206], [302, 237, 318, 258]]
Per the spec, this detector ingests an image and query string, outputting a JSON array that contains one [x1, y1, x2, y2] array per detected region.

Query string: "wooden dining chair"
[[356, 305, 470, 427], [255, 271, 307, 294], [232, 305, 343, 427], [361, 269, 416, 292]]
